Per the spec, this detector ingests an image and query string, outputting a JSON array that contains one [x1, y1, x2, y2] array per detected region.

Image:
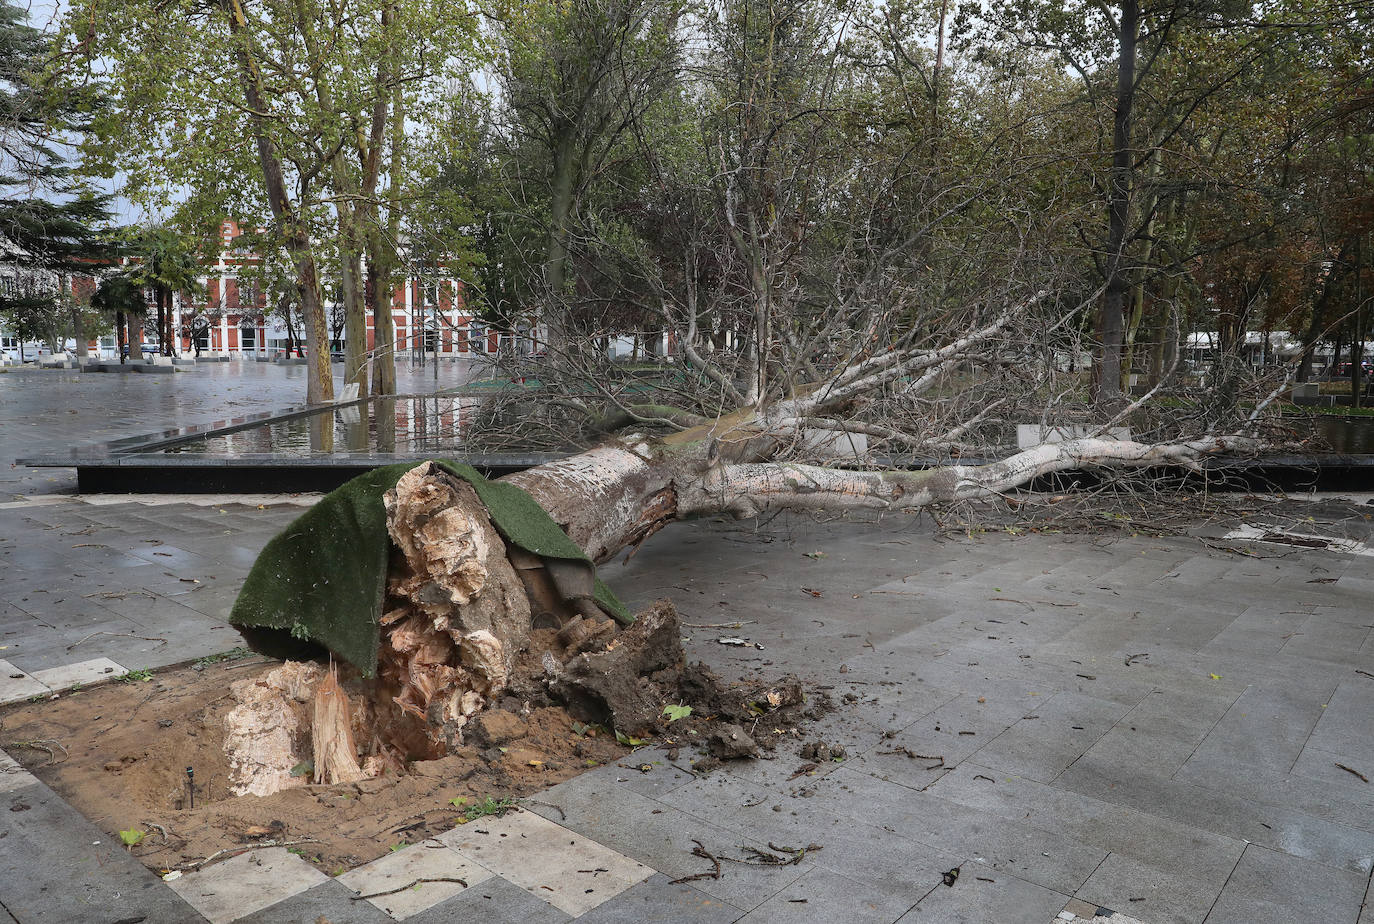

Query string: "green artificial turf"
[[229, 461, 629, 676]]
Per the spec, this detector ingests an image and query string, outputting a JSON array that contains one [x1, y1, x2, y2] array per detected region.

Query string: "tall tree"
[[490, 0, 682, 356], [65, 0, 480, 402], [0, 0, 111, 351]]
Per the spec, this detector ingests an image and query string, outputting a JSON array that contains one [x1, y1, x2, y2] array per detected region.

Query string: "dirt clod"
[[799, 741, 846, 762], [707, 724, 760, 759]]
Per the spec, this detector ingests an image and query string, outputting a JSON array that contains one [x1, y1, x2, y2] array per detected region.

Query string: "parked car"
[[1330, 362, 1374, 379]]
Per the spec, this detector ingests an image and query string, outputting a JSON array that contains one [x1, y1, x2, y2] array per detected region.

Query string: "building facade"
[[159, 220, 508, 359]]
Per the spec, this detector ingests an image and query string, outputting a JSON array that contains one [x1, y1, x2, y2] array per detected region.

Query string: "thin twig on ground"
[[351, 877, 468, 901], [67, 631, 167, 651], [1336, 762, 1369, 783], [669, 839, 722, 884], [173, 838, 320, 871]]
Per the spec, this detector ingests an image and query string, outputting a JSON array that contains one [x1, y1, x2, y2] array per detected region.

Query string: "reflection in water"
[[376, 397, 396, 454], [1311, 416, 1374, 454], [309, 408, 334, 453], [164, 395, 482, 456]]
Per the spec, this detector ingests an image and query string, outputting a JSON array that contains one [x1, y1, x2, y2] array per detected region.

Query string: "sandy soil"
[[0, 654, 633, 877]]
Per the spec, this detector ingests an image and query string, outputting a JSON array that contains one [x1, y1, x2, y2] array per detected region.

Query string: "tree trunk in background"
[[1094, 0, 1139, 410], [223, 0, 333, 404], [367, 46, 402, 399], [542, 139, 577, 357]]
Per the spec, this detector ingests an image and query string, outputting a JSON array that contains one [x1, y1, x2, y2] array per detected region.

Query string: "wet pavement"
[[1, 362, 1373, 923]]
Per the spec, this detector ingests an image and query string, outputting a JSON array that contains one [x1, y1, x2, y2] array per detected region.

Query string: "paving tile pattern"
[[2, 368, 1374, 922]]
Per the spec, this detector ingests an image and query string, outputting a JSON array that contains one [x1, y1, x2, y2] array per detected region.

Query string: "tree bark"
[[368, 38, 402, 398], [543, 138, 578, 356], [222, 0, 333, 404], [1094, 0, 1139, 410], [292, 0, 368, 398]]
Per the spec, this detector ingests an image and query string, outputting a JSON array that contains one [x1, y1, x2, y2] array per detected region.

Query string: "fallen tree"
[[224, 285, 1283, 796]]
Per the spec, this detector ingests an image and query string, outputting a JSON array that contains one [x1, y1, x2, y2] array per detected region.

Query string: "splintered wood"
[[222, 463, 537, 796], [311, 667, 365, 785], [374, 465, 531, 759]]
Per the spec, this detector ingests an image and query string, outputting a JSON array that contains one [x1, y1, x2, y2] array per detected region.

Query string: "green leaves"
[[614, 730, 647, 746], [663, 704, 692, 722], [119, 828, 145, 847]]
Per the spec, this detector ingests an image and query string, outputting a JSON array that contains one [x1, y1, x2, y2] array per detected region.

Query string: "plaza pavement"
[[1, 361, 1373, 923]]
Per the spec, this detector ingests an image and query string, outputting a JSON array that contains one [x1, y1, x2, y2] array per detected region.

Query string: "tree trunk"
[[365, 47, 398, 396], [222, 0, 332, 404], [292, 0, 369, 399], [69, 285, 84, 364], [1354, 235, 1365, 409], [543, 139, 577, 357], [1094, 0, 1138, 410]]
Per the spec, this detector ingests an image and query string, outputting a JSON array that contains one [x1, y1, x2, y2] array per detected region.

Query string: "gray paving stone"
[[1054, 756, 1374, 875], [1073, 852, 1225, 924], [233, 878, 394, 923], [736, 867, 918, 923], [167, 846, 328, 923], [1303, 676, 1374, 764], [576, 873, 743, 923], [0, 782, 204, 923], [972, 690, 1131, 783], [405, 873, 573, 923], [659, 771, 961, 899], [925, 763, 1246, 885], [437, 808, 651, 916], [0, 658, 47, 704], [893, 864, 1071, 923], [805, 768, 1108, 894], [31, 657, 125, 691], [0, 748, 38, 793], [332, 839, 495, 919], [1170, 750, 1374, 834], [528, 775, 820, 910], [1073, 686, 1237, 779], [1203, 844, 1367, 924], [1178, 683, 1335, 779]]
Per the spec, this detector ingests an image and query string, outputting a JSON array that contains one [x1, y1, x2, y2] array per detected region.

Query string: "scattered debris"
[[1124, 653, 1148, 666], [706, 724, 759, 760], [6, 739, 67, 765], [910, 864, 964, 908], [174, 838, 321, 872], [876, 747, 943, 768], [799, 741, 846, 762], [669, 840, 722, 883], [1336, 762, 1369, 783], [672, 839, 820, 883]]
